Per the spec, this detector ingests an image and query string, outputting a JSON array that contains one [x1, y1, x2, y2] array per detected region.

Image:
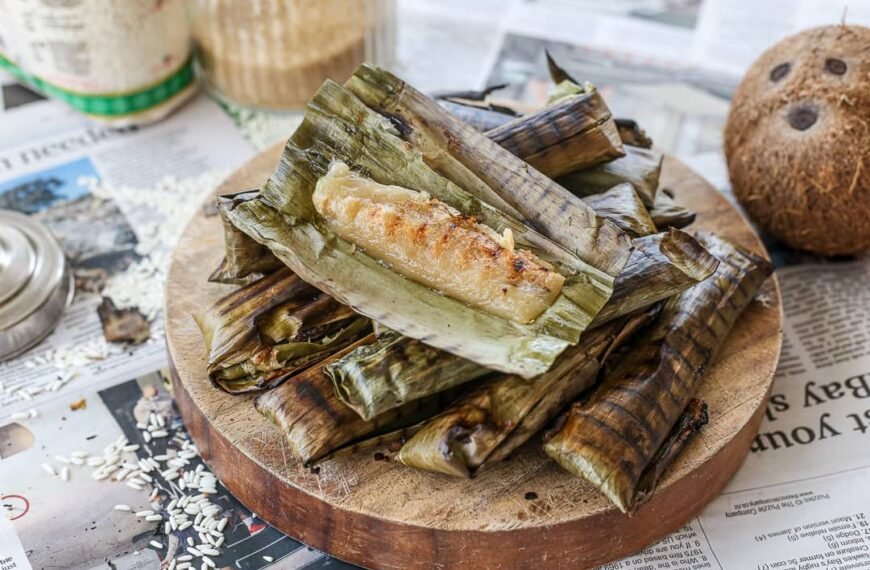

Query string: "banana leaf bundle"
[[195, 267, 371, 393], [544, 233, 773, 512], [255, 334, 469, 464], [649, 189, 697, 229], [326, 229, 719, 422], [581, 183, 656, 237], [208, 190, 283, 285], [221, 64, 632, 379], [486, 86, 625, 177], [556, 146, 663, 209], [396, 307, 660, 478]]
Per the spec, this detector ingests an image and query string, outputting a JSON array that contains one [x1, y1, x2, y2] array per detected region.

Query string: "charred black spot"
[[770, 62, 790, 82], [310, 465, 321, 475], [825, 58, 847, 75], [385, 113, 412, 138], [524, 491, 538, 500], [513, 258, 526, 273], [373, 452, 386, 461], [455, 432, 472, 444], [787, 104, 818, 131]]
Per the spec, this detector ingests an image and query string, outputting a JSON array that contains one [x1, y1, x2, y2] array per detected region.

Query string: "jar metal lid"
[[0, 210, 74, 361]]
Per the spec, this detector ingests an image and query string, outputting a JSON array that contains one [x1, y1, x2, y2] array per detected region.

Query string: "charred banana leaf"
[[582, 183, 656, 237], [224, 65, 631, 378], [327, 329, 489, 421], [208, 190, 283, 285], [326, 229, 718, 420], [486, 89, 625, 178], [396, 308, 658, 477], [649, 189, 697, 229], [255, 335, 466, 464], [592, 229, 719, 325], [556, 146, 663, 209], [195, 268, 371, 394], [544, 233, 773, 512], [615, 119, 653, 149]]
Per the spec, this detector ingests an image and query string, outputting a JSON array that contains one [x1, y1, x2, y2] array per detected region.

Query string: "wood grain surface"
[[165, 145, 783, 569]]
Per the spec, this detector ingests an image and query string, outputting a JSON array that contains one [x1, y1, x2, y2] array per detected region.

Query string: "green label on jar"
[[0, 52, 195, 117]]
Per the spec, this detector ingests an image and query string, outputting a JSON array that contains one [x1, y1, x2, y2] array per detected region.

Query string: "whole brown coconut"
[[724, 25, 870, 255]]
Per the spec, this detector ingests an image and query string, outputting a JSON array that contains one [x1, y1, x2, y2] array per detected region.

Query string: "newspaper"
[[3, 1, 870, 568]]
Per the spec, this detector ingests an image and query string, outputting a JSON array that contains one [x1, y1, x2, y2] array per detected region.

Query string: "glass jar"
[[186, 0, 395, 110]]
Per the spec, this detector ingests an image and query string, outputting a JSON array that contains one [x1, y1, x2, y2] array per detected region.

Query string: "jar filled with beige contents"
[[186, 0, 395, 110]]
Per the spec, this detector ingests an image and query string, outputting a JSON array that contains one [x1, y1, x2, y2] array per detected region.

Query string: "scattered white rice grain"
[[145, 514, 163, 522], [177, 555, 193, 562], [92, 470, 110, 481], [149, 540, 163, 549], [71, 451, 88, 459], [199, 546, 219, 556], [187, 546, 201, 557], [164, 521, 171, 534], [217, 517, 228, 532], [60, 466, 70, 481], [70, 457, 85, 466], [18, 390, 32, 401], [140, 472, 153, 483], [168, 560, 177, 570], [136, 421, 147, 430], [135, 510, 154, 517], [178, 520, 193, 531], [214, 536, 224, 548], [263, 556, 274, 563], [143, 431, 152, 443], [11, 411, 29, 420], [151, 429, 169, 438], [87, 457, 105, 467], [126, 480, 144, 490], [176, 564, 191, 570], [122, 444, 140, 452], [41, 463, 56, 476], [186, 537, 195, 547], [156, 414, 165, 427], [202, 556, 215, 568], [114, 504, 132, 512]]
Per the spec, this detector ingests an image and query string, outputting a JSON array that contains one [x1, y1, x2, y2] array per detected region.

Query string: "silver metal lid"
[[0, 210, 74, 361]]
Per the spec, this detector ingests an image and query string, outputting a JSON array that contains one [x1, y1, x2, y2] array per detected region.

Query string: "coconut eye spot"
[[825, 57, 847, 75], [787, 104, 819, 131], [770, 62, 791, 82]]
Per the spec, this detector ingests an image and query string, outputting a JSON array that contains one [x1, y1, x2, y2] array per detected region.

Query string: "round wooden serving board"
[[166, 145, 782, 570]]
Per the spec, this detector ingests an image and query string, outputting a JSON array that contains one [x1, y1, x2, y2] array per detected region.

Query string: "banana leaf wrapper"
[[544, 232, 773, 512], [326, 329, 489, 421], [486, 89, 625, 178], [396, 307, 660, 478], [556, 146, 663, 209], [255, 334, 468, 464], [223, 65, 631, 379], [328, 229, 719, 421], [592, 229, 719, 326], [195, 267, 371, 394], [614, 119, 653, 149], [581, 183, 657, 238], [208, 190, 283, 285], [649, 189, 697, 230]]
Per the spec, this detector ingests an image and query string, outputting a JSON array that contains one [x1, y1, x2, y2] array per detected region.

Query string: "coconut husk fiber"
[[724, 24, 870, 256]]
